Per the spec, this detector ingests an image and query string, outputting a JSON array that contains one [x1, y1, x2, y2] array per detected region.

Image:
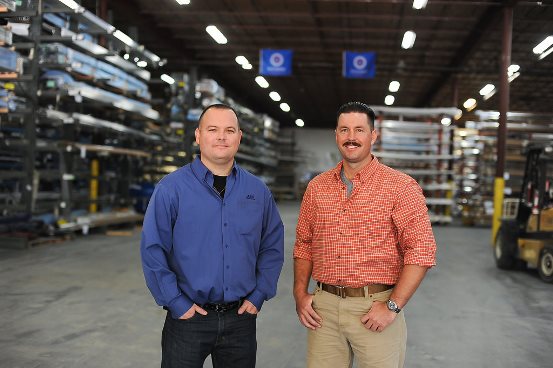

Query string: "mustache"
[[343, 140, 361, 147]]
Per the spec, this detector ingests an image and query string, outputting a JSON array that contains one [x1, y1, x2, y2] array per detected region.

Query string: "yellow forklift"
[[494, 143, 553, 282]]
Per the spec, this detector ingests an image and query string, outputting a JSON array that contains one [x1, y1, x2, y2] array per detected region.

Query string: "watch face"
[[387, 299, 399, 312]]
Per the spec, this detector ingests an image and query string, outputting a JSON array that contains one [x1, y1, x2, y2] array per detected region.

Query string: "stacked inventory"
[[457, 111, 553, 226], [372, 106, 459, 224], [0, 1, 174, 243], [272, 128, 302, 201]]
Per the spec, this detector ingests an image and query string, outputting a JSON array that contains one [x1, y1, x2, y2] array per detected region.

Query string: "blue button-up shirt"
[[141, 157, 285, 319]]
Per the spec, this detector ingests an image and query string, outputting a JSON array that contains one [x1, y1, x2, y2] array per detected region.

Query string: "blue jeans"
[[161, 308, 257, 368]]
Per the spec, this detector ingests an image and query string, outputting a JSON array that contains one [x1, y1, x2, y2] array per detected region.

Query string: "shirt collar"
[[332, 155, 380, 184], [191, 156, 238, 181]]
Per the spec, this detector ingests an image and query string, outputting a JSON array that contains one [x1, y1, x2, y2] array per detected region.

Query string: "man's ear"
[[371, 129, 378, 145], [195, 127, 200, 145]]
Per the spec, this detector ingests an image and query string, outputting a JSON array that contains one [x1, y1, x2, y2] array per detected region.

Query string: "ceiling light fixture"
[[384, 95, 395, 105], [235, 55, 248, 65], [206, 25, 227, 44], [269, 91, 281, 101], [295, 119, 305, 127], [123, 53, 129, 60], [137, 60, 148, 68], [532, 36, 553, 55], [479, 84, 495, 96], [507, 64, 520, 76], [161, 74, 175, 85], [412, 0, 428, 10], [389, 81, 400, 92], [441, 117, 452, 126], [463, 98, 477, 111], [175, 0, 190, 4], [113, 30, 135, 47], [538, 46, 553, 60], [401, 31, 416, 49], [242, 63, 253, 70], [58, 0, 80, 10], [280, 103, 290, 112], [255, 76, 269, 88]]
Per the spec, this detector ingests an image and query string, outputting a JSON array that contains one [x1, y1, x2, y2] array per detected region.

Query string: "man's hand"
[[295, 292, 322, 330], [179, 304, 208, 320], [238, 299, 258, 315], [360, 301, 397, 332]]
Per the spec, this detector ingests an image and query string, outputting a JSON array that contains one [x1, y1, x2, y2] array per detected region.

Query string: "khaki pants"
[[307, 287, 406, 368]]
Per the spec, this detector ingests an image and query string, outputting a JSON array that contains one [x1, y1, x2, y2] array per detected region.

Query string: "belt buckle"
[[336, 285, 346, 298], [214, 304, 225, 312]]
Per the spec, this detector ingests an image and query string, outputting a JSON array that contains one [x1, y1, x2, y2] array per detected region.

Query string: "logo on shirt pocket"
[[246, 194, 255, 200]]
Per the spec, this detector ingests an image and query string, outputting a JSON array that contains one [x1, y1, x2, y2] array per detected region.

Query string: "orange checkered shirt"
[[293, 156, 436, 287]]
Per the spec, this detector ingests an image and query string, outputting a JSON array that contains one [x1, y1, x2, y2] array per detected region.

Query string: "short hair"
[[198, 103, 239, 128], [336, 101, 375, 129]]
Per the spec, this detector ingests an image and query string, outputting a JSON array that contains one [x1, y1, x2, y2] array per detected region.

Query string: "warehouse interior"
[[1, 0, 553, 367]]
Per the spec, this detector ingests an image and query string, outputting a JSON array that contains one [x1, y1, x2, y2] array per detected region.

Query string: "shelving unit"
[[272, 128, 302, 201], [456, 111, 553, 226], [372, 106, 460, 224], [0, 1, 172, 245]]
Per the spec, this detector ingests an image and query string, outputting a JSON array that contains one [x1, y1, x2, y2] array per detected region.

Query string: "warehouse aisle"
[[1, 201, 552, 368]]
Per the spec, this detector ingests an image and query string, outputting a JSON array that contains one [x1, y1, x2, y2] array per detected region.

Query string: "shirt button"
[[225, 244, 229, 248], [343, 209, 346, 212], [225, 287, 228, 291], [337, 256, 341, 259], [224, 223, 227, 227], [226, 265, 230, 269]]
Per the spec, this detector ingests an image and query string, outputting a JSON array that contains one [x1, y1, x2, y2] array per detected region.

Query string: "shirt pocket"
[[237, 199, 262, 235]]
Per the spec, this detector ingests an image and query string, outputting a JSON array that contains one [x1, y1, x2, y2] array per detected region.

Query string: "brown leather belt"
[[318, 282, 393, 298]]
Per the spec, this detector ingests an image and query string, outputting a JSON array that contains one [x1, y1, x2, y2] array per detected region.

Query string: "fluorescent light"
[[532, 36, 553, 54], [255, 76, 269, 88], [384, 95, 395, 106], [280, 103, 290, 112], [479, 84, 495, 96], [175, 0, 190, 4], [137, 60, 147, 67], [538, 46, 553, 60], [389, 81, 400, 92], [295, 119, 305, 127], [269, 91, 281, 101], [206, 25, 227, 44], [463, 98, 477, 111], [508, 72, 520, 83], [123, 53, 129, 60], [242, 63, 253, 70], [412, 0, 428, 9], [235, 56, 248, 65], [454, 111, 463, 120], [113, 30, 135, 47], [507, 64, 520, 76], [441, 117, 451, 126], [483, 89, 496, 101], [161, 74, 175, 85], [59, 0, 81, 10], [401, 31, 416, 49], [134, 57, 139, 62]]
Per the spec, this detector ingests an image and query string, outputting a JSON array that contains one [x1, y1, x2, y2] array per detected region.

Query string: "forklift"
[[493, 143, 553, 283]]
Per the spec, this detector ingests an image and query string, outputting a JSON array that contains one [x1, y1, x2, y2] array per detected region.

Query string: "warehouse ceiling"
[[104, 0, 553, 128]]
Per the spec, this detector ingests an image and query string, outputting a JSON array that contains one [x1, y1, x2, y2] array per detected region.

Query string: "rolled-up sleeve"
[[293, 183, 315, 261], [391, 181, 437, 267], [140, 183, 192, 318]]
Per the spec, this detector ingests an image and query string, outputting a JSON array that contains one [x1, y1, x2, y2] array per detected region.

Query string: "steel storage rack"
[[0, 0, 172, 247], [457, 111, 553, 227], [272, 127, 302, 201], [371, 106, 460, 224]]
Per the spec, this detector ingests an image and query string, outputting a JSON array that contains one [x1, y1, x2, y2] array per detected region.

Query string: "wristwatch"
[[386, 299, 401, 313]]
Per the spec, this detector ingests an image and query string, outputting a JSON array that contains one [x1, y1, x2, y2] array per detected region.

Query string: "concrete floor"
[[1, 201, 552, 368]]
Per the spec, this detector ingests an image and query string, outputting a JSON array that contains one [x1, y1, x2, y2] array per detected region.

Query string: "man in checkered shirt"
[[293, 101, 437, 368]]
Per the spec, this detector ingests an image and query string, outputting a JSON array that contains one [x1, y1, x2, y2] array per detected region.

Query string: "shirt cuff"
[[167, 294, 193, 319], [246, 289, 266, 311]]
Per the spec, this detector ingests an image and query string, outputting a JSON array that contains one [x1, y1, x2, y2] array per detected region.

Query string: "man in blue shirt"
[[141, 104, 285, 368]]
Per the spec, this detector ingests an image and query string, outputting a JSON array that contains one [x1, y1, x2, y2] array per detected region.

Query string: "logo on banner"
[[343, 51, 376, 79], [260, 49, 293, 76]]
